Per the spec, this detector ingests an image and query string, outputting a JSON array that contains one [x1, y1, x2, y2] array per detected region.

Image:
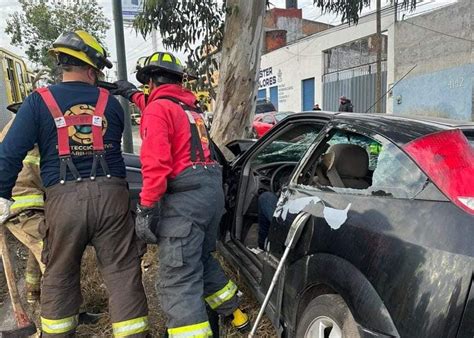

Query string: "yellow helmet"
[[49, 30, 112, 71], [135, 51, 196, 84]]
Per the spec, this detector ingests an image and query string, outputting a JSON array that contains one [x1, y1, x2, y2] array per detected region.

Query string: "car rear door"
[[268, 124, 474, 337]]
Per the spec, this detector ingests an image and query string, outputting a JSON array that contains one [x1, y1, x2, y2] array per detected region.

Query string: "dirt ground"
[[1, 238, 277, 337]]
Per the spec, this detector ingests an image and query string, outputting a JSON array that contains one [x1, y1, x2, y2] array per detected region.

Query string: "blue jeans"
[[258, 192, 279, 249]]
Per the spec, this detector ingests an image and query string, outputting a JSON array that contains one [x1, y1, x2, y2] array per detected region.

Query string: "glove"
[[135, 204, 158, 244], [110, 80, 138, 101], [0, 197, 13, 225]]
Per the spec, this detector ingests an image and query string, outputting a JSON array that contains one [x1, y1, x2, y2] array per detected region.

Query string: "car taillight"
[[404, 129, 474, 215]]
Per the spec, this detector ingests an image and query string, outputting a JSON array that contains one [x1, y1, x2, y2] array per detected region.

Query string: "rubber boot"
[[25, 250, 41, 303], [231, 308, 250, 333]]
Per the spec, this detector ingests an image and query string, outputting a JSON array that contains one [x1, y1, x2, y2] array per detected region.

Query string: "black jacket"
[[338, 100, 353, 112]]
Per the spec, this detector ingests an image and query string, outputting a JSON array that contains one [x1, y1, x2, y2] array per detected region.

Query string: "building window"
[[258, 89, 267, 100], [323, 34, 388, 75], [269, 86, 278, 110]]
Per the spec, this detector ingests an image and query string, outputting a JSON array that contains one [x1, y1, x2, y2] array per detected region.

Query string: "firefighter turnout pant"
[[4, 210, 45, 274], [157, 165, 239, 337], [40, 178, 149, 337]]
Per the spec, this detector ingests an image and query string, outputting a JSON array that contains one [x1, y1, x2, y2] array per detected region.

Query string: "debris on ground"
[[1, 239, 276, 337]]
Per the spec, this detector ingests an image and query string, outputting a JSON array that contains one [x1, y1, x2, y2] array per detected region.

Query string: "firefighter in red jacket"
[[112, 52, 250, 337]]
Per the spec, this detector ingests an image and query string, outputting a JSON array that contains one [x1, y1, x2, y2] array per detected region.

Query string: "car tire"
[[296, 294, 360, 338]]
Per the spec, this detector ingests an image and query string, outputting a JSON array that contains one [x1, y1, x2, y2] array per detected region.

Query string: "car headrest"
[[327, 144, 368, 178]]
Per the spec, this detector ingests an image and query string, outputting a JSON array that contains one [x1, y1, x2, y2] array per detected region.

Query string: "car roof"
[[286, 112, 474, 145]]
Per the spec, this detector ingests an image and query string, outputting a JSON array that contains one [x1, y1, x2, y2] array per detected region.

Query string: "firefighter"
[[0, 117, 44, 304], [111, 52, 250, 337], [0, 30, 149, 337]]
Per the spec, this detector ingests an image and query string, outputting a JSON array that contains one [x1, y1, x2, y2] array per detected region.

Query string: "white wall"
[[259, 11, 395, 112]]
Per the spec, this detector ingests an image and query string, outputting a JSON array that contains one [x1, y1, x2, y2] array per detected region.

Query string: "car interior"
[[232, 122, 325, 252], [235, 127, 387, 258], [299, 130, 382, 190]]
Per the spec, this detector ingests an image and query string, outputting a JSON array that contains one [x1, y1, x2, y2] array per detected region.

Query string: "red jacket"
[[132, 84, 212, 207]]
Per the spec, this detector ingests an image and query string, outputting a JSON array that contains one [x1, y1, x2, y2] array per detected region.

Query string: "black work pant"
[[40, 178, 149, 337]]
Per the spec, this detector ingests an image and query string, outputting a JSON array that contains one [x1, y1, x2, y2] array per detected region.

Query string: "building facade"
[[259, 0, 473, 121], [391, 0, 473, 121]]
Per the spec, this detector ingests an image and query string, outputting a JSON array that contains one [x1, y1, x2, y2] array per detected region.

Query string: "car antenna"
[[363, 64, 417, 114]]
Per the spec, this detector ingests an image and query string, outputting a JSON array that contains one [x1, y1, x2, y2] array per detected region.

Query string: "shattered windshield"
[[252, 124, 323, 165]]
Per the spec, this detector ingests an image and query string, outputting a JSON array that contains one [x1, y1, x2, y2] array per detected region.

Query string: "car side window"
[[370, 142, 427, 198], [262, 115, 275, 124], [305, 129, 427, 199], [251, 123, 324, 166]]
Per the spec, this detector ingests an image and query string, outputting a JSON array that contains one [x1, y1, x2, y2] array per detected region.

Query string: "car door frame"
[[218, 114, 333, 334]]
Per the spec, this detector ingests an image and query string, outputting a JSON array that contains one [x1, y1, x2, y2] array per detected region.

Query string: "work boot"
[[25, 250, 41, 303], [230, 308, 250, 332]]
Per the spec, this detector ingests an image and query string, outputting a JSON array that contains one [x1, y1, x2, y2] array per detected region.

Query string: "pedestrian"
[[0, 114, 45, 304], [312, 103, 322, 111], [338, 95, 354, 112], [112, 51, 250, 337], [0, 30, 149, 337]]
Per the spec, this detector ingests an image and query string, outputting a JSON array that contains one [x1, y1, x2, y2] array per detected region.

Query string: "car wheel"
[[296, 294, 360, 338]]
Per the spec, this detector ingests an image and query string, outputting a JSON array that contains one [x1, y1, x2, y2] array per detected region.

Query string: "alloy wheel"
[[304, 315, 343, 338]]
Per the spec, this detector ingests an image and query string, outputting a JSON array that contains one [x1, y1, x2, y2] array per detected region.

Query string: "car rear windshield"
[[256, 101, 276, 114]]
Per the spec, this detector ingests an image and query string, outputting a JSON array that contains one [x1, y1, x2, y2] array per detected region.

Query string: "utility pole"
[[112, 0, 134, 153], [375, 0, 383, 113]]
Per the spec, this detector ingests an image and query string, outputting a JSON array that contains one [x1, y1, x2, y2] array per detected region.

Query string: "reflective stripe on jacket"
[[0, 118, 45, 216]]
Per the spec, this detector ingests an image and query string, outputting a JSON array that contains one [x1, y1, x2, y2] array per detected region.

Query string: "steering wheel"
[[270, 163, 296, 193]]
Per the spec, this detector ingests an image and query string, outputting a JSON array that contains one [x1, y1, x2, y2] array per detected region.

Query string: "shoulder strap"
[[156, 95, 214, 163], [36, 87, 70, 156], [91, 88, 109, 152]]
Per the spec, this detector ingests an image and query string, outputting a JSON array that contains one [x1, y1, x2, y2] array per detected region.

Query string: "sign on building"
[[122, 0, 142, 22]]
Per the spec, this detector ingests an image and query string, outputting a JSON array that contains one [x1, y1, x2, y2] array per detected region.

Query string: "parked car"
[[123, 113, 474, 338], [256, 99, 276, 115], [252, 112, 290, 138]]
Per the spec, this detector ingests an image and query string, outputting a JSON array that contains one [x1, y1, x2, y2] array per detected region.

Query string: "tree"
[[5, 0, 110, 81], [134, 0, 418, 154]]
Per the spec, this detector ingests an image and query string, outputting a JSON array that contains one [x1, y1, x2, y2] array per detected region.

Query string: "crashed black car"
[[124, 112, 474, 338]]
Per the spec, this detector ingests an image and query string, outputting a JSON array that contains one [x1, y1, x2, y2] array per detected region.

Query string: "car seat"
[[322, 144, 370, 189]]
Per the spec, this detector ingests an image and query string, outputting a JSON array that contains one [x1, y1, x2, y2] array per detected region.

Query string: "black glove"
[[110, 80, 138, 101], [135, 204, 158, 244]]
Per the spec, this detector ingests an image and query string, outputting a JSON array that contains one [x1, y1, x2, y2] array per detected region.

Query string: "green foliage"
[[5, 0, 110, 78], [134, 0, 226, 97]]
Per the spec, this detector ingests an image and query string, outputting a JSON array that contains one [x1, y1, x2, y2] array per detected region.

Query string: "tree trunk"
[[210, 0, 266, 157]]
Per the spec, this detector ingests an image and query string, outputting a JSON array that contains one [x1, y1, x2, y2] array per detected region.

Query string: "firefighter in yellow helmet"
[[0, 30, 149, 337], [111, 52, 250, 337]]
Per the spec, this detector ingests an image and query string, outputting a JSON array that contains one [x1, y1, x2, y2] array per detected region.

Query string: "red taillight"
[[404, 129, 474, 215]]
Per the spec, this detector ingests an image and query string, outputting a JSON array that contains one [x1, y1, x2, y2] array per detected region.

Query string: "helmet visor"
[[53, 32, 112, 70]]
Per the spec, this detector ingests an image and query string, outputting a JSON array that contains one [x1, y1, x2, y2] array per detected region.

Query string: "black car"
[[124, 112, 474, 338], [256, 99, 277, 115]]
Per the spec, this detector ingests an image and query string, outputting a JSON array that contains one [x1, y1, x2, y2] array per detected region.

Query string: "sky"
[[0, 0, 456, 83]]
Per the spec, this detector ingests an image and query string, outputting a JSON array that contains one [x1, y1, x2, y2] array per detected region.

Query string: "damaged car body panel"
[[216, 113, 474, 338], [123, 112, 474, 338]]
